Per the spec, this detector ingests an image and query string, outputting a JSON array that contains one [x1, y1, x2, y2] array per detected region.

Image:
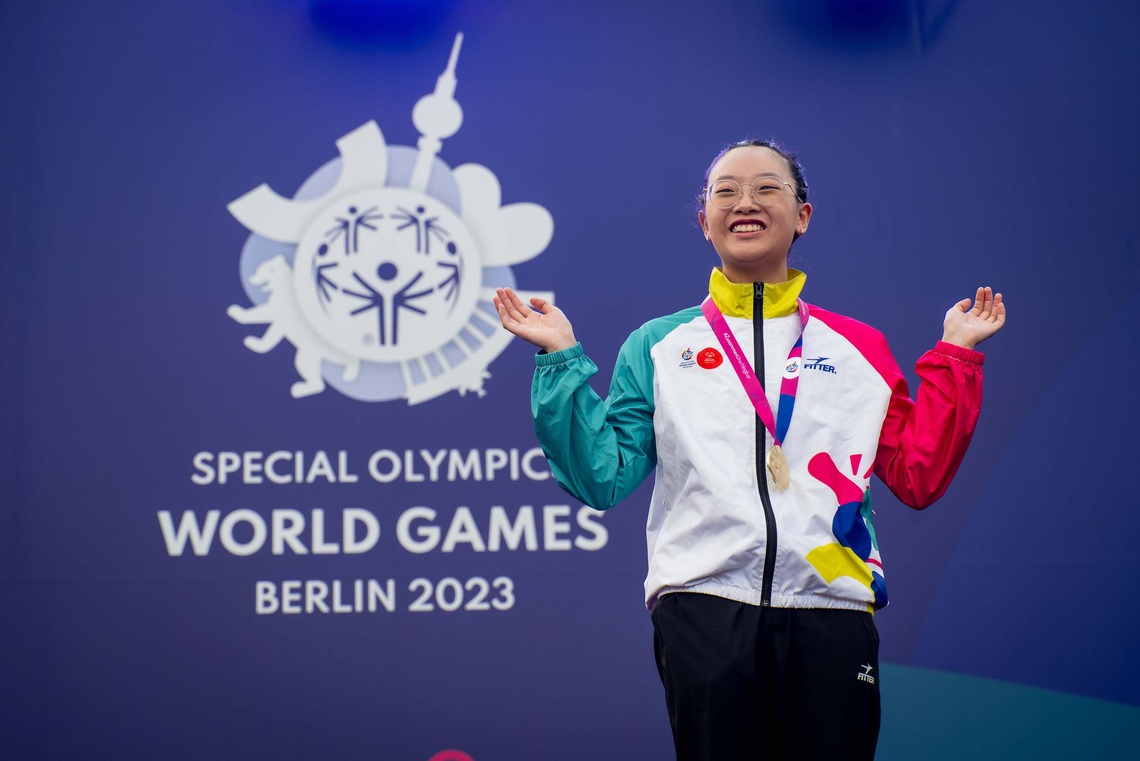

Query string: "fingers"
[[970, 286, 986, 316], [992, 292, 1006, 326], [953, 297, 972, 314], [493, 287, 529, 331], [494, 288, 523, 316]]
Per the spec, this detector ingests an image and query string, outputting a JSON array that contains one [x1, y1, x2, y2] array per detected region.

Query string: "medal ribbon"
[[700, 295, 809, 446]]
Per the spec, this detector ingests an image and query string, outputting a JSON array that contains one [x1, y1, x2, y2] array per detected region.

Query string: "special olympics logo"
[[226, 33, 553, 404]]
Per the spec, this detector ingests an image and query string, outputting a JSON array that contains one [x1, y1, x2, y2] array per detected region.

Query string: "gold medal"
[[766, 444, 790, 491]]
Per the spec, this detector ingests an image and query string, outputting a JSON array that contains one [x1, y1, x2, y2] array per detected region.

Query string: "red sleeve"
[[872, 340, 985, 509]]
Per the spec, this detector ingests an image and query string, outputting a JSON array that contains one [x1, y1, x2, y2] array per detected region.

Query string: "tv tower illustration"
[[410, 33, 464, 193]]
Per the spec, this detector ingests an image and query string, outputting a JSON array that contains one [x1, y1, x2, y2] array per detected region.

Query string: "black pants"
[[651, 593, 881, 761]]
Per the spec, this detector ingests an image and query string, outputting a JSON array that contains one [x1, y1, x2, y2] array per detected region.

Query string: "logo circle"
[[292, 187, 482, 361], [783, 358, 801, 379], [697, 347, 723, 369]]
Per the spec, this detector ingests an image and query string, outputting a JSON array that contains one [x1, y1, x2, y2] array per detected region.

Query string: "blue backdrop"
[[3, 1, 1139, 758]]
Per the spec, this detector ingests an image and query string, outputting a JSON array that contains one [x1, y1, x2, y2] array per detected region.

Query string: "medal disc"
[[766, 445, 790, 490]]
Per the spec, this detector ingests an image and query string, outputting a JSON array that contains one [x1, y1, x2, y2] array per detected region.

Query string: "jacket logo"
[[697, 347, 723, 370], [804, 356, 837, 374], [857, 664, 875, 684]]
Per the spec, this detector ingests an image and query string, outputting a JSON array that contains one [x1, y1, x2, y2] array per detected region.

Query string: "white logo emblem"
[[857, 663, 875, 684], [226, 34, 553, 404]]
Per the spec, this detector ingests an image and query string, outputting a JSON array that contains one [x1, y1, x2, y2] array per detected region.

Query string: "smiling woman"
[[697, 142, 813, 284], [493, 138, 1006, 761]]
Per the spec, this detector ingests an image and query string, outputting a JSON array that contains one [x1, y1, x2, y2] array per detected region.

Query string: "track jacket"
[[532, 268, 985, 613]]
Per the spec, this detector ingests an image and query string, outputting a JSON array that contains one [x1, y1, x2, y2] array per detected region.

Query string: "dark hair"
[[698, 138, 809, 206]]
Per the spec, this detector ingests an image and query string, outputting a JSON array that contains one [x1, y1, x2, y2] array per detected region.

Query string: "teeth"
[[732, 224, 763, 232]]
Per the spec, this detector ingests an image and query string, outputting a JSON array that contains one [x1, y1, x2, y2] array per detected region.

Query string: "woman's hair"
[[698, 138, 809, 206]]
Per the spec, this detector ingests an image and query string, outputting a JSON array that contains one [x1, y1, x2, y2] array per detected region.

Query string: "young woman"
[[493, 139, 1005, 760]]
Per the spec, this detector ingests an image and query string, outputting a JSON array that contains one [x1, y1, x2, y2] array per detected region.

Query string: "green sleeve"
[[531, 332, 657, 510]]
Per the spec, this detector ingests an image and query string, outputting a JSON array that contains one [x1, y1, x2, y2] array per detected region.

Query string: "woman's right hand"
[[493, 287, 578, 354]]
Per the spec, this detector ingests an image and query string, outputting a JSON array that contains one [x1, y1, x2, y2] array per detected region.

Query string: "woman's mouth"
[[730, 220, 766, 233]]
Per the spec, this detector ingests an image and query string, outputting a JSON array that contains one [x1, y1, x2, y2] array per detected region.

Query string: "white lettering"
[[271, 509, 308, 555], [217, 451, 241, 484], [441, 507, 487, 552], [243, 451, 264, 484], [487, 506, 537, 551], [219, 509, 267, 556], [574, 506, 608, 551], [265, 450, 292, 484], [158, 510, 220, 556], [281, 580, 302, 614], [421, 449, 447, 481], [305, 580, 330, 613], [343, 508, 380, 554], [543, 505, 572, 551], [448, 449, 481, 481], [368, 450, 401, 483], [522, 447, 550, 480], [337, 450, 358, 483], [191, 452, 215, 485], [332, 580, 353, 613], [255, 581, 278, 614], [485, 448, 509, 480], [306, 451, 335, 483], [368, 579, 396, 612], [397, 506, 440, 553], [404, 449, 425, 482], [311, 508, 340, 554]]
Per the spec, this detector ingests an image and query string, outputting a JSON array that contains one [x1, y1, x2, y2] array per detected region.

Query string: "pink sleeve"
[[872, 340, 985, 509]]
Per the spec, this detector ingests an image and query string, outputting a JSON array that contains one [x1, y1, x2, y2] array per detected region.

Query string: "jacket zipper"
[[754, 282, 777, 607]]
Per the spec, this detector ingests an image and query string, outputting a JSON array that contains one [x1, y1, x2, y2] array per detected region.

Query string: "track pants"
[[651, 592, 881, 761]]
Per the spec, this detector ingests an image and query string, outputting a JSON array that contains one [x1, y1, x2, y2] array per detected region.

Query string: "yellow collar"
[[708, 267, 806, 319]]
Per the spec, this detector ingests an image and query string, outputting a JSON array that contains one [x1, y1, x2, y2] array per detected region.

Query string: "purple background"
[[2, 0, 1138, 758]]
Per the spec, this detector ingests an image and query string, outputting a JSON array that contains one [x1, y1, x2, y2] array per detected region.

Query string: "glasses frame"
[[705, 176, 798, 209]]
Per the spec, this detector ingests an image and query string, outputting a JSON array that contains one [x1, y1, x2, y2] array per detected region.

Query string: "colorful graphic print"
[[805, 452, 888, 609]]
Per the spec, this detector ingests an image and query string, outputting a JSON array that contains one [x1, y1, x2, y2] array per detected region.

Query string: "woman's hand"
[[942, 286, 1006, 350], [494, 287, 578, 354]]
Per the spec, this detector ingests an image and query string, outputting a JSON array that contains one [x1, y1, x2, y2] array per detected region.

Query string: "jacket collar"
[[708, 267, 806, 319]]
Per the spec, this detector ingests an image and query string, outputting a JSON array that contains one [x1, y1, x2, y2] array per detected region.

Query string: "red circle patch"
[[697, 347, 723, 369]]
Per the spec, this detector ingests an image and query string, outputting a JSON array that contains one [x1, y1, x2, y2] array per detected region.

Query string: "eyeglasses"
[[706, 177, 797, 209]]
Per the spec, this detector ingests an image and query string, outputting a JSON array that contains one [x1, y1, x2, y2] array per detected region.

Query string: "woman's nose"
[[735, 185, 760, 210]]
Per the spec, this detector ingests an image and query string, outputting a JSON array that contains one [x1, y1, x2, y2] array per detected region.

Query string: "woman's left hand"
[[942, 286, 1006, 350]]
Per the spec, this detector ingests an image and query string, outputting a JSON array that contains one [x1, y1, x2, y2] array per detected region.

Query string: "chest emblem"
[[697, 347, 723, 370]]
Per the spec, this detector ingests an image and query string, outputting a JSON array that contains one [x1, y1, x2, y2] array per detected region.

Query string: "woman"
[[493, 139, 1005, 760]]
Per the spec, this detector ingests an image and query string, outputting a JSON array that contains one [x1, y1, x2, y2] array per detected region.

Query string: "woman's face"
[[698, 146, 812, 282]]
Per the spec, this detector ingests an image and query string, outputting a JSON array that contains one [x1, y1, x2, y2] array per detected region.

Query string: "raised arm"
[[495, 287, 657, 510], [493, 287, 577, 354], [940, 286, 1006, 350], [874, 287, 1007, 508]]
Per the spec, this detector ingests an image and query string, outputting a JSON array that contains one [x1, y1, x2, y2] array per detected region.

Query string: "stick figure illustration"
[[392, 205, 450, 254], [326, 205, 384, 255], [436, 241, 462, 308], [313, 243, 340, 304], [343, 262, 434, 345]]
